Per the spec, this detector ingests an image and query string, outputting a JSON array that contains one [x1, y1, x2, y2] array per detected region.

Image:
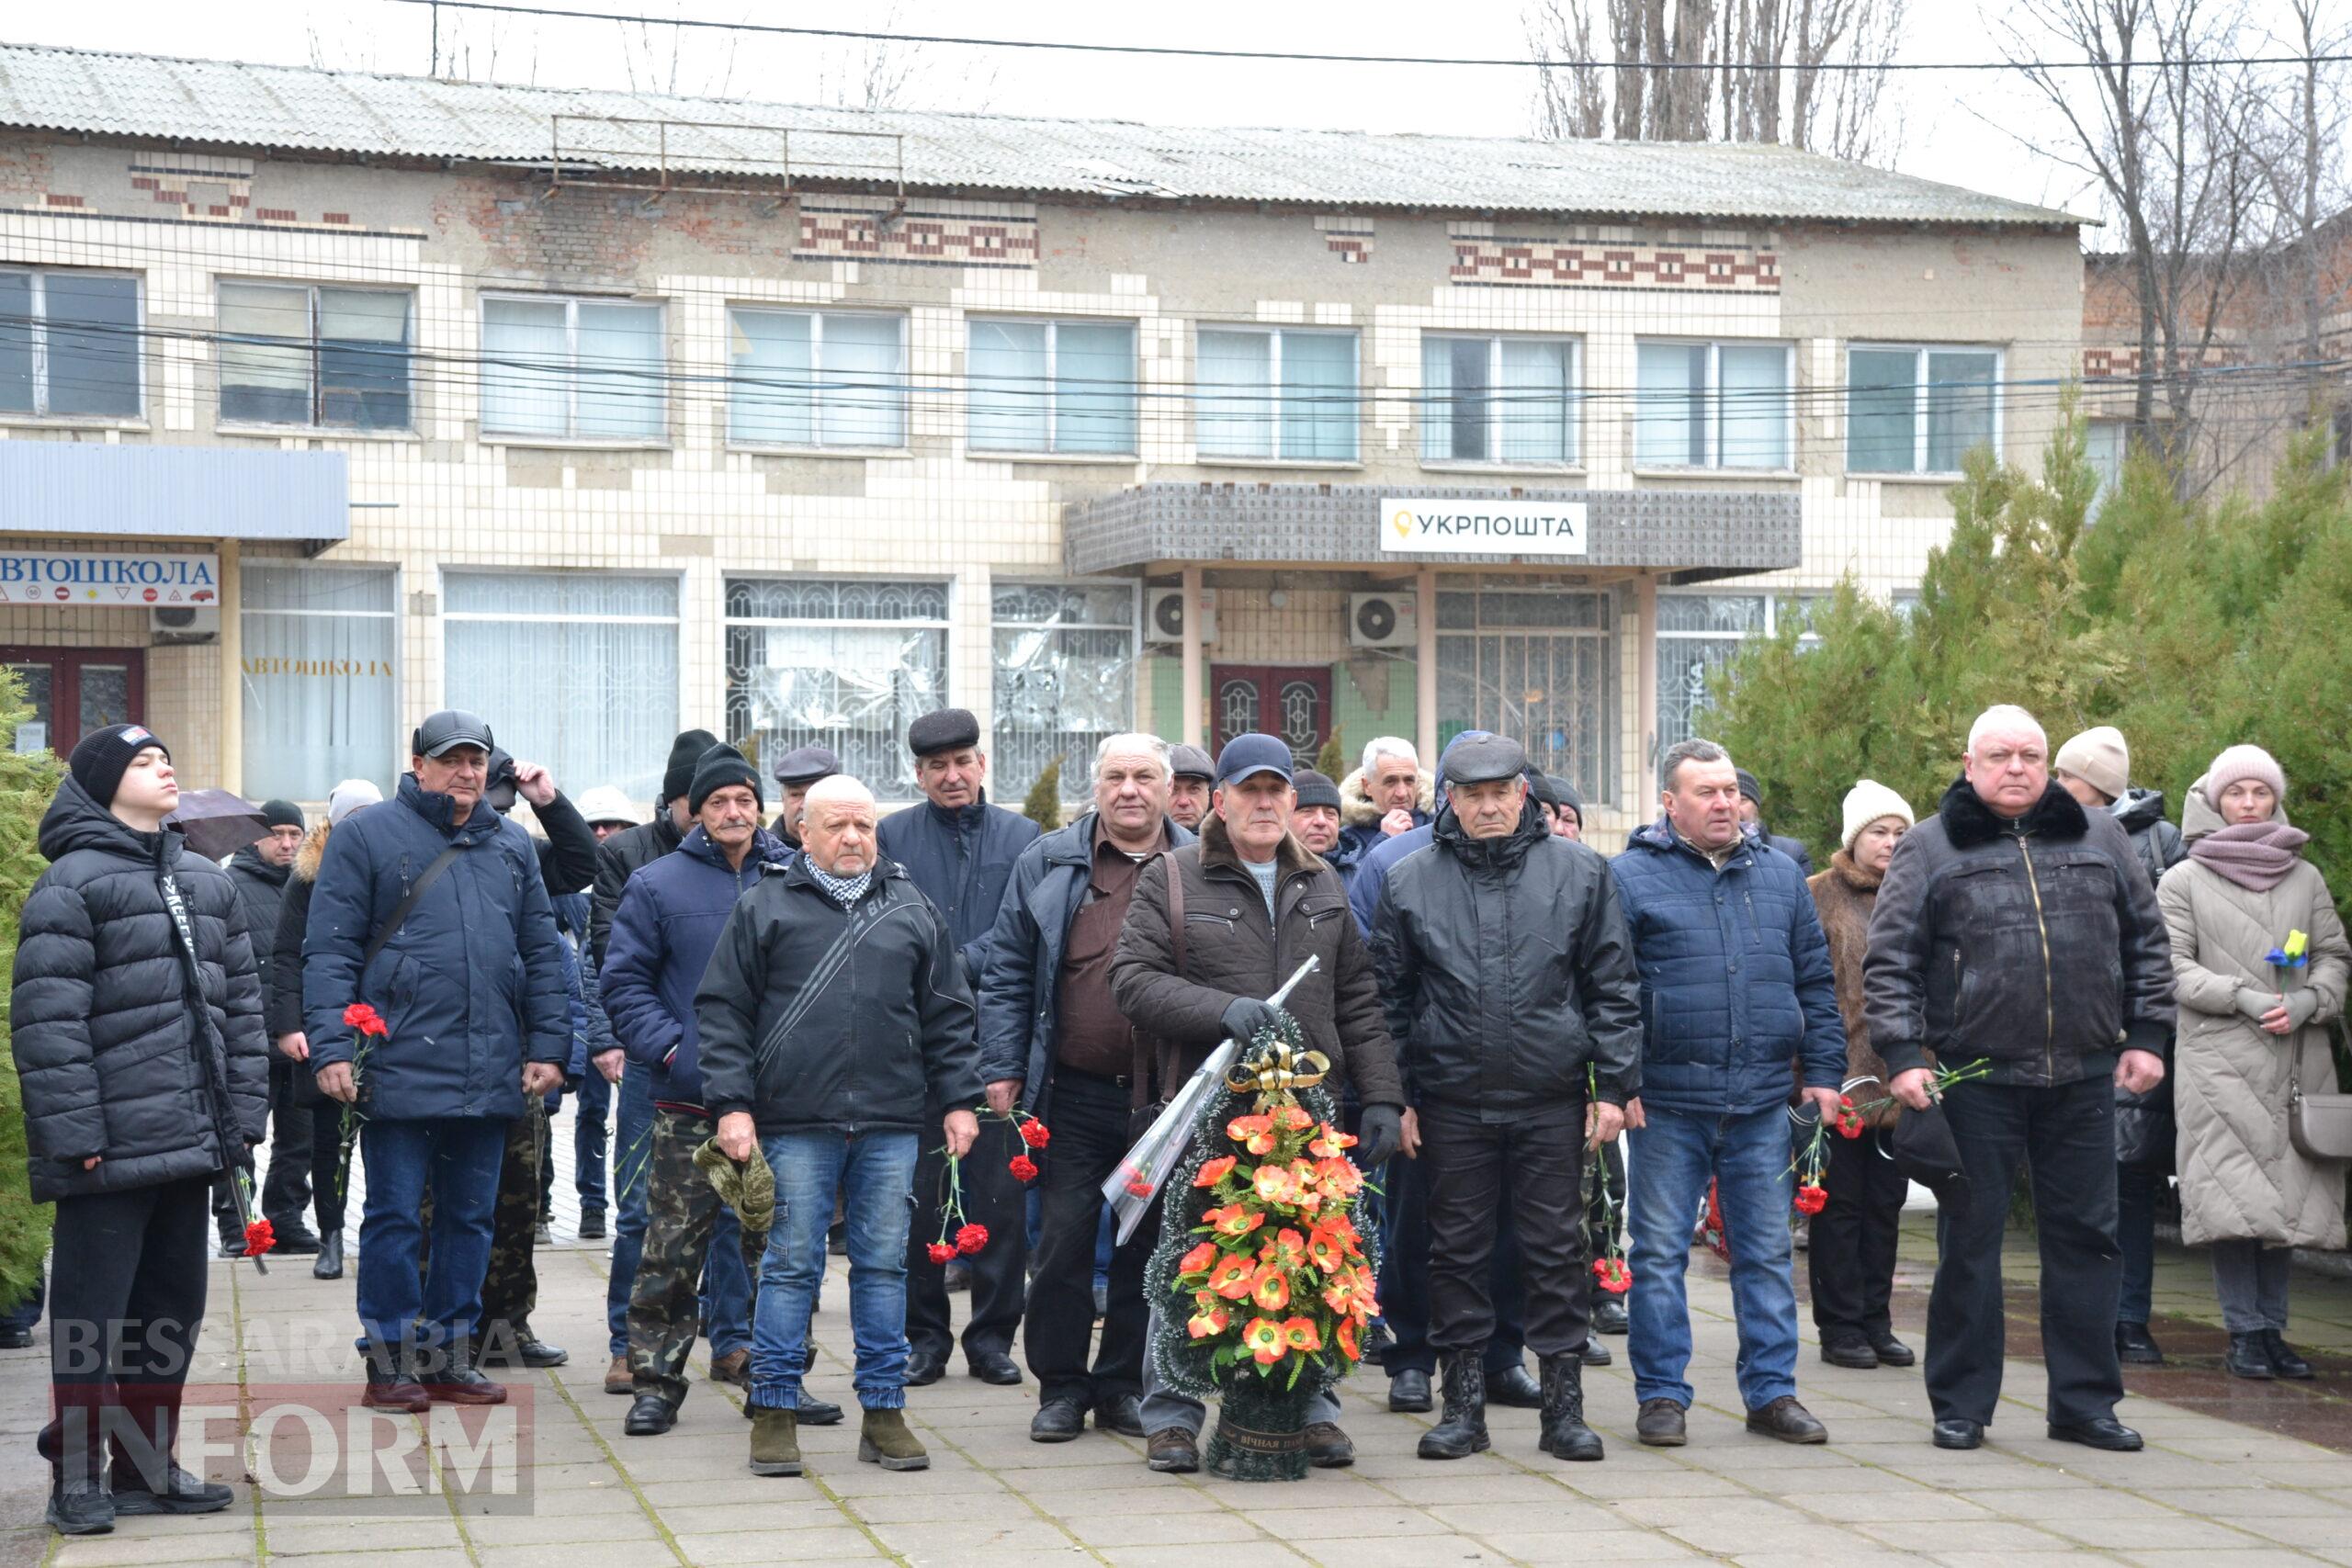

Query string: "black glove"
[[1356, 1104, 1403, 1168], [1220, 996, 1283, 1043]]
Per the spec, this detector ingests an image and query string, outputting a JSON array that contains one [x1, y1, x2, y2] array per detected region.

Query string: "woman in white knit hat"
[[2161, 744, 2350, 1380], [1803, 780, 1917, 1369]]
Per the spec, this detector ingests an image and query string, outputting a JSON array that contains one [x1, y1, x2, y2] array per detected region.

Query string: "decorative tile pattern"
[[1450, 235, 1780, 291], [1316, 213, 1374, 263], [795, 200, 1038, 268]]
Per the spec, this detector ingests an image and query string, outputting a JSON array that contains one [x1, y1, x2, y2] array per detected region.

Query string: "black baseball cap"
[[1216, 733, 1295, 787], [413, 709, 493, 759]]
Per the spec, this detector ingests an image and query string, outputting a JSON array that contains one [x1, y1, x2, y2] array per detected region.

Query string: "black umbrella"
[[166, 789, 270, 861]]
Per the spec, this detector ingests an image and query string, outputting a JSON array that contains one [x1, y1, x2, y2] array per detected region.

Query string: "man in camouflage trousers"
[[599, 744, 845, 1434]]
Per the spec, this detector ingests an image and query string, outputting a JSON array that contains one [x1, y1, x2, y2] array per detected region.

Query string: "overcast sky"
[[7, 0, 2339, 239]]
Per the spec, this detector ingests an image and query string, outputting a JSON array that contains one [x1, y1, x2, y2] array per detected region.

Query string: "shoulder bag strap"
[[359, 845, 464, 979], [1128, 849, 1187, 1111]]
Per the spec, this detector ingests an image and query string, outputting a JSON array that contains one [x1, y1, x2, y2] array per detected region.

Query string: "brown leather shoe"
[[1635, 1398, 1687, 1447], [1145, 1427, 1199, 1473], [709, 1349, 752, 1387], [1303, 1422, 1354, 1468], [1745, 1395, 1827, 1444], [604, 1355, 633, 1395]]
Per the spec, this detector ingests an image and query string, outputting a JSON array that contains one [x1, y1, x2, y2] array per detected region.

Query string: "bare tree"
[[1994, 0, 2272, 488], [2249, 0, 2351, 412], [1528, 0, 1906, 159]]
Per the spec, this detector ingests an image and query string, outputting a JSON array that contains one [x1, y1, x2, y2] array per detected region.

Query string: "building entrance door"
[[0, 647, 147, 756], [1210, 664, 1332, 767]]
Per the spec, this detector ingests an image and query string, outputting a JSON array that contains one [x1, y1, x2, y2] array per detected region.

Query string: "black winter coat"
[[2114, 787, 2186, 890], [1864, 778, 2175, 1088], [696, 855, 983, 1135], [528, 791, 599, 897], [266, 826, 331, 1040], [12, 778, 270, 1201], [227, 842, 291, 1014], [1108, 817, 1408, 1110], [589, 812, 684, 971], [1371, 799, 1644, 1116], [875, 794, 1040, 985]]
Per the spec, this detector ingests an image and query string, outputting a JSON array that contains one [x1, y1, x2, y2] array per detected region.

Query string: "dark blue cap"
[[1215, 733, 1295, 787]]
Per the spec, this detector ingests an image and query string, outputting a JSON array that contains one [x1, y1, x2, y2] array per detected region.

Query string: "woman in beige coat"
[[2161, 744, 2350, 1381]]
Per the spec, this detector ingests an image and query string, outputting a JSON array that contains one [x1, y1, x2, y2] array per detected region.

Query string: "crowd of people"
[[10, 697, 2346, 1533]]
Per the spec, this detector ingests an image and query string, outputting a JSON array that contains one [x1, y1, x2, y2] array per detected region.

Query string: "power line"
[[378, 0, 2352, 75]]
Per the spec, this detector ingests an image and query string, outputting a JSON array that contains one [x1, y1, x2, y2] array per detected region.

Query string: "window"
[[2086, 418, 2131, 515], [1634, 341, 1792, 469], [1421, 334, 1577, 466], [1436, 583, 1614, 801], [219, 282, 413, 430], [726, 578, 950, 802], [0, 268, 141, 418], [241, 565, 398, 800], [1847, 345, 2000, 473], [1656, 592, 1821, 750], [967, 318, 1137, 455], [1195, 327, 1358, 461], [993, 583, 1136, 802], [443, 572, 680, 799], [480, 296, 665, 441], [729, 308, 907, 449]]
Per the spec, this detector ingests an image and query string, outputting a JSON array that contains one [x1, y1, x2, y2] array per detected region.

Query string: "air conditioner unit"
[[150, 604, 220, 641], [1349, 592, 1418, 649], [1145, 588, 1216, 645]]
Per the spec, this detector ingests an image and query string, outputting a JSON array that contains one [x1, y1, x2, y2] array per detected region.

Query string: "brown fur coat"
[[1806, 850, 1924, 1129]]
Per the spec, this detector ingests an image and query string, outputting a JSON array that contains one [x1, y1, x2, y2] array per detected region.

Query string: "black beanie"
[[260, 798, 305, 831], [69, 723, 169, 809], [688, 743, 764, 816], [662, 728, 720, 804]]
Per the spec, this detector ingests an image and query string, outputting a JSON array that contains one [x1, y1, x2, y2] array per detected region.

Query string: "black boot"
[[312, 1230, 344, 1280], [2224, 1332, 2275, 1380], [2264, 1329, 2314, 1380], [362, 1344, 429, 1414], [422, 1336, 508, 1404], [1417, 1350, 1489, 1461], [1538, 1354, 1604, 1461]]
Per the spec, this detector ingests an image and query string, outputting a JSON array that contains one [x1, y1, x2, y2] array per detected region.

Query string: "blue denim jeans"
[[751, 1129, 918, 1412], [356, 1116, 507, 1356], [572, 1066, 612, 1214], [605, 1069, 655, 1358], [1627, 1104, 1800, 1413]]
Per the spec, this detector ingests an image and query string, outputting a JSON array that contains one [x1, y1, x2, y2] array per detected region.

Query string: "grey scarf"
[[2187, 819, 2308, 892]]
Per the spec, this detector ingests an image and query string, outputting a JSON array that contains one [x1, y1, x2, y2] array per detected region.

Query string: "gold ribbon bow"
[[1227, 1039, 1330, 1096]]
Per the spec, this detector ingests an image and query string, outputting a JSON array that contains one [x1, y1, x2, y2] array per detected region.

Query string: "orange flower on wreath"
[[1336, 1315, 1361, 1361], [1193, 1155, 1238, 1189], [1275, 1106, 1313, 1132], [1242, 1316, 1285, 1365], [1262, 1227, 1307, 1271], [1187, 1304, 1230, 1339], [1313, 1156, 1363, 1201], [1280, 1316, 1323, 1353], [1227, 1113, 1277, 1155], [1307, 1123, 1357, 1158], [1204, 1204, 1264, 1239], [1250, 1267, 1292, 1312], [1207, 1253, 1257, 1300], [1252, 1163, 1302, 1205], [1305, 1225, 1348, 1272], [1178, 1240, 1218, 1276]]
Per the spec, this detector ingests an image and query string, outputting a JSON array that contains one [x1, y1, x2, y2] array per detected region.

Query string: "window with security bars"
[[0, 268, 142, 418], [1655, 592, 1822, 754], [1846, 345, 2001, 473], [726, 578, 951, 803], [1435, 584, 1615, 802], [219, 281, 413, 430], [443, 571, 681, 800], [728, 308, 907, 449], [1420, 334, 1578, 466], [1194, 326, 1358, 461], [991, 583, 1136, 804], [481, 295, 665, 441]]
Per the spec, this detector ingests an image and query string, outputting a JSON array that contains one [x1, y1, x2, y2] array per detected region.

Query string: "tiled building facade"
[[0, 45, 2085, 845]]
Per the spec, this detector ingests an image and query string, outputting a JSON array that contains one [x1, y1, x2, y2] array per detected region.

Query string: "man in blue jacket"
[[1609, 738, 1844, 1450], [601, 742, 845, 1437], [304, 710, 570, 1411], [876, 706, 1038, 1386], [977, 733, 1190, 1445]]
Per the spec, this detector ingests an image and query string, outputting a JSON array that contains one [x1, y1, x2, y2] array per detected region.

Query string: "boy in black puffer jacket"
[[12, 725, 269, 1535]]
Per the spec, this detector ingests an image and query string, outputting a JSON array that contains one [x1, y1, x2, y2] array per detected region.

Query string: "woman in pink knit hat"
[[2160, 744, 2350, 1380]]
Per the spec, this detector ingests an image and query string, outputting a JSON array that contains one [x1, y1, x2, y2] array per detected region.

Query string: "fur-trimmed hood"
[[1339, 763, 1436, 829], [292, 821, 333, 884]]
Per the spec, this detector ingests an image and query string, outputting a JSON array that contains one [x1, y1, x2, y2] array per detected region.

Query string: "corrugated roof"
[[0, 41, 2084, 228]]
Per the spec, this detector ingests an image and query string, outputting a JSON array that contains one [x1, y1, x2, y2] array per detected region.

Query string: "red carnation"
[[1018, 1120, 1050, 1149], [1793, 1184, 1828, 1216], [341, 1002, 389, 1038], [243, 1218, 276, 1258], [1591, 1257, 1632, 1295], [925, 1241, 956, 1265], [1125, 1178, 1154, 1198], [955, 1223, 989, 1256], [1008, 1154, 1039, 1182]]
